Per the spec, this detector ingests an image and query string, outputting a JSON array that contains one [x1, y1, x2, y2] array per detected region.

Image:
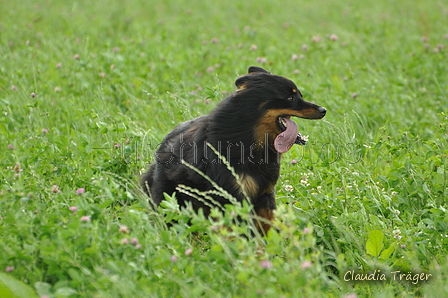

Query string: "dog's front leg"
[[253, 192, 276, 235]]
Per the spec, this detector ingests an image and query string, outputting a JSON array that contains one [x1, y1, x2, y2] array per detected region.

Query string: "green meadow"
[[1, 0, 447, 297]]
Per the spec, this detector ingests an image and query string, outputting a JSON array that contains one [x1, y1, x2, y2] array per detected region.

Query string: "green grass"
[[1, 0, 447, 297]]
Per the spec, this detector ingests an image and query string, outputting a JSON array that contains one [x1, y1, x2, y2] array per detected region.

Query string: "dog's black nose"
[[318, 106, 327, 116]]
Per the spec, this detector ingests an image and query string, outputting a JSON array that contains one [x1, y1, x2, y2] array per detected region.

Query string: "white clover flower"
[[284, 185, 293, 192]]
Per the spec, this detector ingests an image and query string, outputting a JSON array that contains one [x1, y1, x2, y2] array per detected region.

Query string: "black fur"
[[142, 66, 326, 233]]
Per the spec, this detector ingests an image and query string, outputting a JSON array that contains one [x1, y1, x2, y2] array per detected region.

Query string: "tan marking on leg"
[[255, 207, 274, 235], [263, 183, 276, 195], [235, 174, 259, 198]]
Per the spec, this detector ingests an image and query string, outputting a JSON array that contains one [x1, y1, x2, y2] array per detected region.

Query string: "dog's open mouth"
[[274, 116, 308, 153]]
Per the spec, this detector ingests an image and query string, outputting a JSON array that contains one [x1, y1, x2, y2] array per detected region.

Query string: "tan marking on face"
[[292, 107, 324, 119], [254, 110, 282, 146], [254, 108, 323, 144], [292, 89, 297, 93], [237, 82, 248, 90]]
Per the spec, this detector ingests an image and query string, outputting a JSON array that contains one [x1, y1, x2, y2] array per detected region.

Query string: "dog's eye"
[[287, 95, 294, 101]]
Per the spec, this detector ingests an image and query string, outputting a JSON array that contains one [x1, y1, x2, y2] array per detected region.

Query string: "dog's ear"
[[235, 66, 271, 89], [248, 66, 270, 74]]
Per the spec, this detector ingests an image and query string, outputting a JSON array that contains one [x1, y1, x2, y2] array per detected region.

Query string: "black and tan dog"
[[142, 66, 326, 234]]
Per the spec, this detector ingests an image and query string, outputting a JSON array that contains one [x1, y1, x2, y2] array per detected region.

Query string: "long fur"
[[142, 66, 326, 234]]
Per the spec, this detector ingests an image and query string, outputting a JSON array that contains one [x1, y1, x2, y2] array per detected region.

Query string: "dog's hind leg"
[[141, 164, 155, 196], [142, 163, 177, 207]]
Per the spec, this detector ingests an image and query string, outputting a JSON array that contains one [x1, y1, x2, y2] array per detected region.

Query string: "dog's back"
[[142, 115, 210, 206]]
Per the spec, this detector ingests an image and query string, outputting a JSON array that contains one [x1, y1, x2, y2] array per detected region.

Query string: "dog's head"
[[235, 66, 326, 153]]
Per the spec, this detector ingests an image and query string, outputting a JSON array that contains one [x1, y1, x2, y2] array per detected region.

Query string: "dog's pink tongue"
[[274, 118, 298, 153]]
